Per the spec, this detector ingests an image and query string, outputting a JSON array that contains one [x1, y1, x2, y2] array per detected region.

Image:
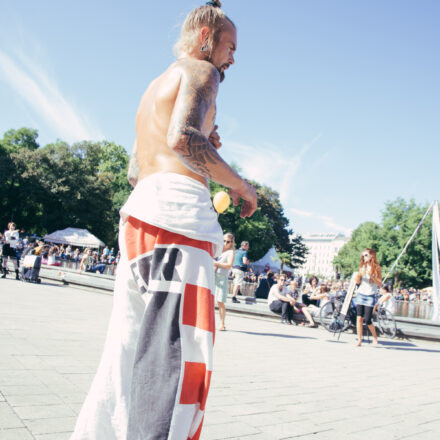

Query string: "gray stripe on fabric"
[[127, 290, 182, 440]]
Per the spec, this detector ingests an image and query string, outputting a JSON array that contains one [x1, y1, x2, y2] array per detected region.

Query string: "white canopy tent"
[[252, 247, 295, 273], [43, 228, 105, 249]]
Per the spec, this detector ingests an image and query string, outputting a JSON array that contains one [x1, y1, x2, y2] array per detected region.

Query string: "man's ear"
[[199, 26, 211, 44]]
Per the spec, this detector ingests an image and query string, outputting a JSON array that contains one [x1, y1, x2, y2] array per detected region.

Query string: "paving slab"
[[0, 427, 35, 440], [1, 279, 440, 439]]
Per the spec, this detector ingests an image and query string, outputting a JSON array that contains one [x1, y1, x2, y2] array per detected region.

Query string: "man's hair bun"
[[206, 0, 222, 7]]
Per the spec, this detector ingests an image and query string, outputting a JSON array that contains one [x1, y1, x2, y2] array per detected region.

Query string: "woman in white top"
[[214, 233, 235, 331], [355, 248, 382, 347]]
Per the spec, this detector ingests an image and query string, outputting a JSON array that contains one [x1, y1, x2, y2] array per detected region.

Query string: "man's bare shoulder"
[[176, 58, 220, 87]]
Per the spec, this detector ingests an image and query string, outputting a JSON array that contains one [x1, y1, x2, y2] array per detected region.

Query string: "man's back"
[[135, 59, 216, 187]]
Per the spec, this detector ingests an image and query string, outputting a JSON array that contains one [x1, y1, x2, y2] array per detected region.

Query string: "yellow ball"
[[213, 191, 230, 213]]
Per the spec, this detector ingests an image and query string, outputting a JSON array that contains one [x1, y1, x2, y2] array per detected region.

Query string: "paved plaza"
[[1, 279, 440, 440]]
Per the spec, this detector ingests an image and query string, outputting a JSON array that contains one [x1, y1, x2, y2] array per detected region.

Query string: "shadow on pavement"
[[379, 340, 416, 347], [383, 346, 440, 353], [229, 330, 316, 340], [20, 280, 62, 288]]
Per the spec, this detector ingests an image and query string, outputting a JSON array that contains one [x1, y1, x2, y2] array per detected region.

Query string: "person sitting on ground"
[[268, 274, 296, 325], [373, 284, 396, 315], [287, 280, 316, 327], [302, 275, 319, 306], [79, 248, 107, 274], [255, 271, 275, 299], [306, 284, 330, 320]]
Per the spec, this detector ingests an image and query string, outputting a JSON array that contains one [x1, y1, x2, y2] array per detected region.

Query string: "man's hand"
[[229, 180, 257, 218], [208, 125, 222, 150]]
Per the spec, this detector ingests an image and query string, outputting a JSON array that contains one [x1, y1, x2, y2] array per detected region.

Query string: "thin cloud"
[[290, 208, 314, 217], [0, 49, 102, 143], [289, 208, 352, 236], [223, 134, 321, 206]]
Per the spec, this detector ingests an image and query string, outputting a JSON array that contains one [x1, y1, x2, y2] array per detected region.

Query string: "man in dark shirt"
[[231, 241, 249, 303]]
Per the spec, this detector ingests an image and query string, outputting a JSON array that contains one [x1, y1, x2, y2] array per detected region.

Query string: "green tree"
[[333, 198, 432, 288], [333, 222, 382, 278], [289, 234, 309, 269], [0, 128, 40, 227], [256, 184, 293, 254], [0, 128, 131, 248], [0, 128, 40, 153], [379, 198, 431, 288], [273, 251, 292, 273], [209, 178, 307, 265], [209, 180, 275, 261]]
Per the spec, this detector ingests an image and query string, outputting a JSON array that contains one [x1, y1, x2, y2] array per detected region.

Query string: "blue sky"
[[1, 0, 439, 237]]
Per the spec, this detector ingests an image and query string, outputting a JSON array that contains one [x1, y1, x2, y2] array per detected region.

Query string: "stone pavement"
[[1, 279, 440, 440]]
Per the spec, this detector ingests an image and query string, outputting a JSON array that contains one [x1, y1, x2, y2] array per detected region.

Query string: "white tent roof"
[[252, 247, 294, 272], [43, 228, 105, 248]]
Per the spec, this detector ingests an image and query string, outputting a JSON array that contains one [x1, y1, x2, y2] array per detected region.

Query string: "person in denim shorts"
[[355, 248, 382, 346]]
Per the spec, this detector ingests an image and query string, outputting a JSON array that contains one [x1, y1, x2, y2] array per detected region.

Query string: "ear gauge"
[[201, 43, 208, 53]]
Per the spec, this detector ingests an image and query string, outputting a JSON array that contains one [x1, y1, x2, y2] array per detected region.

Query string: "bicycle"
[[373, 303, 397, 339], [320, 291, 397, 340], [319, 291, 356, 336]]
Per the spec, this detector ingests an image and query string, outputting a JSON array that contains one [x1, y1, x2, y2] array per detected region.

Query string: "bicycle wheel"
[[376, 309, 397, 339], [320, 301, 351, 334]]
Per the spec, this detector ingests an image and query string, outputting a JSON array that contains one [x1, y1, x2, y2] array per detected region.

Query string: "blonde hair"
[[174, 1, 235, 58], [224, 232, 235, 244]]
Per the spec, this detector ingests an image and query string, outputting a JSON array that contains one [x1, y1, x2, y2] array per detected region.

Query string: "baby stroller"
[[22, 254, 42, 283]]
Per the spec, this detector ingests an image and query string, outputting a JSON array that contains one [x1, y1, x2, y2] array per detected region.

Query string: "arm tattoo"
[[127, 141, 140, 187], [168, 62, 222, 180], [174, 129, 219, 179]]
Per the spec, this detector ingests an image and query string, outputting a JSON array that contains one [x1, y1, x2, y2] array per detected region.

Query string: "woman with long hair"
[[302, 275, 319, 306], [355, 248, 382, 346], [214, 232, 235, 331]]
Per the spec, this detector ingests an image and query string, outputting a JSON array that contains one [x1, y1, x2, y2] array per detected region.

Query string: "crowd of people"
[[0, 222, 120, 278], [218, 244, 434, 347]]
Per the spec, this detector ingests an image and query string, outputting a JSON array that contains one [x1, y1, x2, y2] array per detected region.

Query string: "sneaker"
[[232, 297, 240, 303], [281, 319, 292, 325]]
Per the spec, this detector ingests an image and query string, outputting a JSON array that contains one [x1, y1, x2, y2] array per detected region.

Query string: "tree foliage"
[[1, 127, 305, 260], [0, 128, 131, 247], [209, 178, 307, 265], [273, 251, 291, 274], [333, 198, 432, 288]]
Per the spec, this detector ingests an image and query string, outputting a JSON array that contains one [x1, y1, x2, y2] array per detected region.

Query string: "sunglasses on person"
[[224, 240, 232, 243]]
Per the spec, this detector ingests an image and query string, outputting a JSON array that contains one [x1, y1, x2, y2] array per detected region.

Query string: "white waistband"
[[120, 173, 223, 257]]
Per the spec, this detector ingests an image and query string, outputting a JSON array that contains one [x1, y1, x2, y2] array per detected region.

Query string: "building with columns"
[[296, 233, 350, 279]]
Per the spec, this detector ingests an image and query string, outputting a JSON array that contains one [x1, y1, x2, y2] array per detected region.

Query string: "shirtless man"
[[126, 12, 255, 214], [70, 2, 256, 439]]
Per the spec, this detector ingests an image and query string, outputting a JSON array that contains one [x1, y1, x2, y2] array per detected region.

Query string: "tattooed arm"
[[167, 61, 257, 217], [127, 140, 140, 188]]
